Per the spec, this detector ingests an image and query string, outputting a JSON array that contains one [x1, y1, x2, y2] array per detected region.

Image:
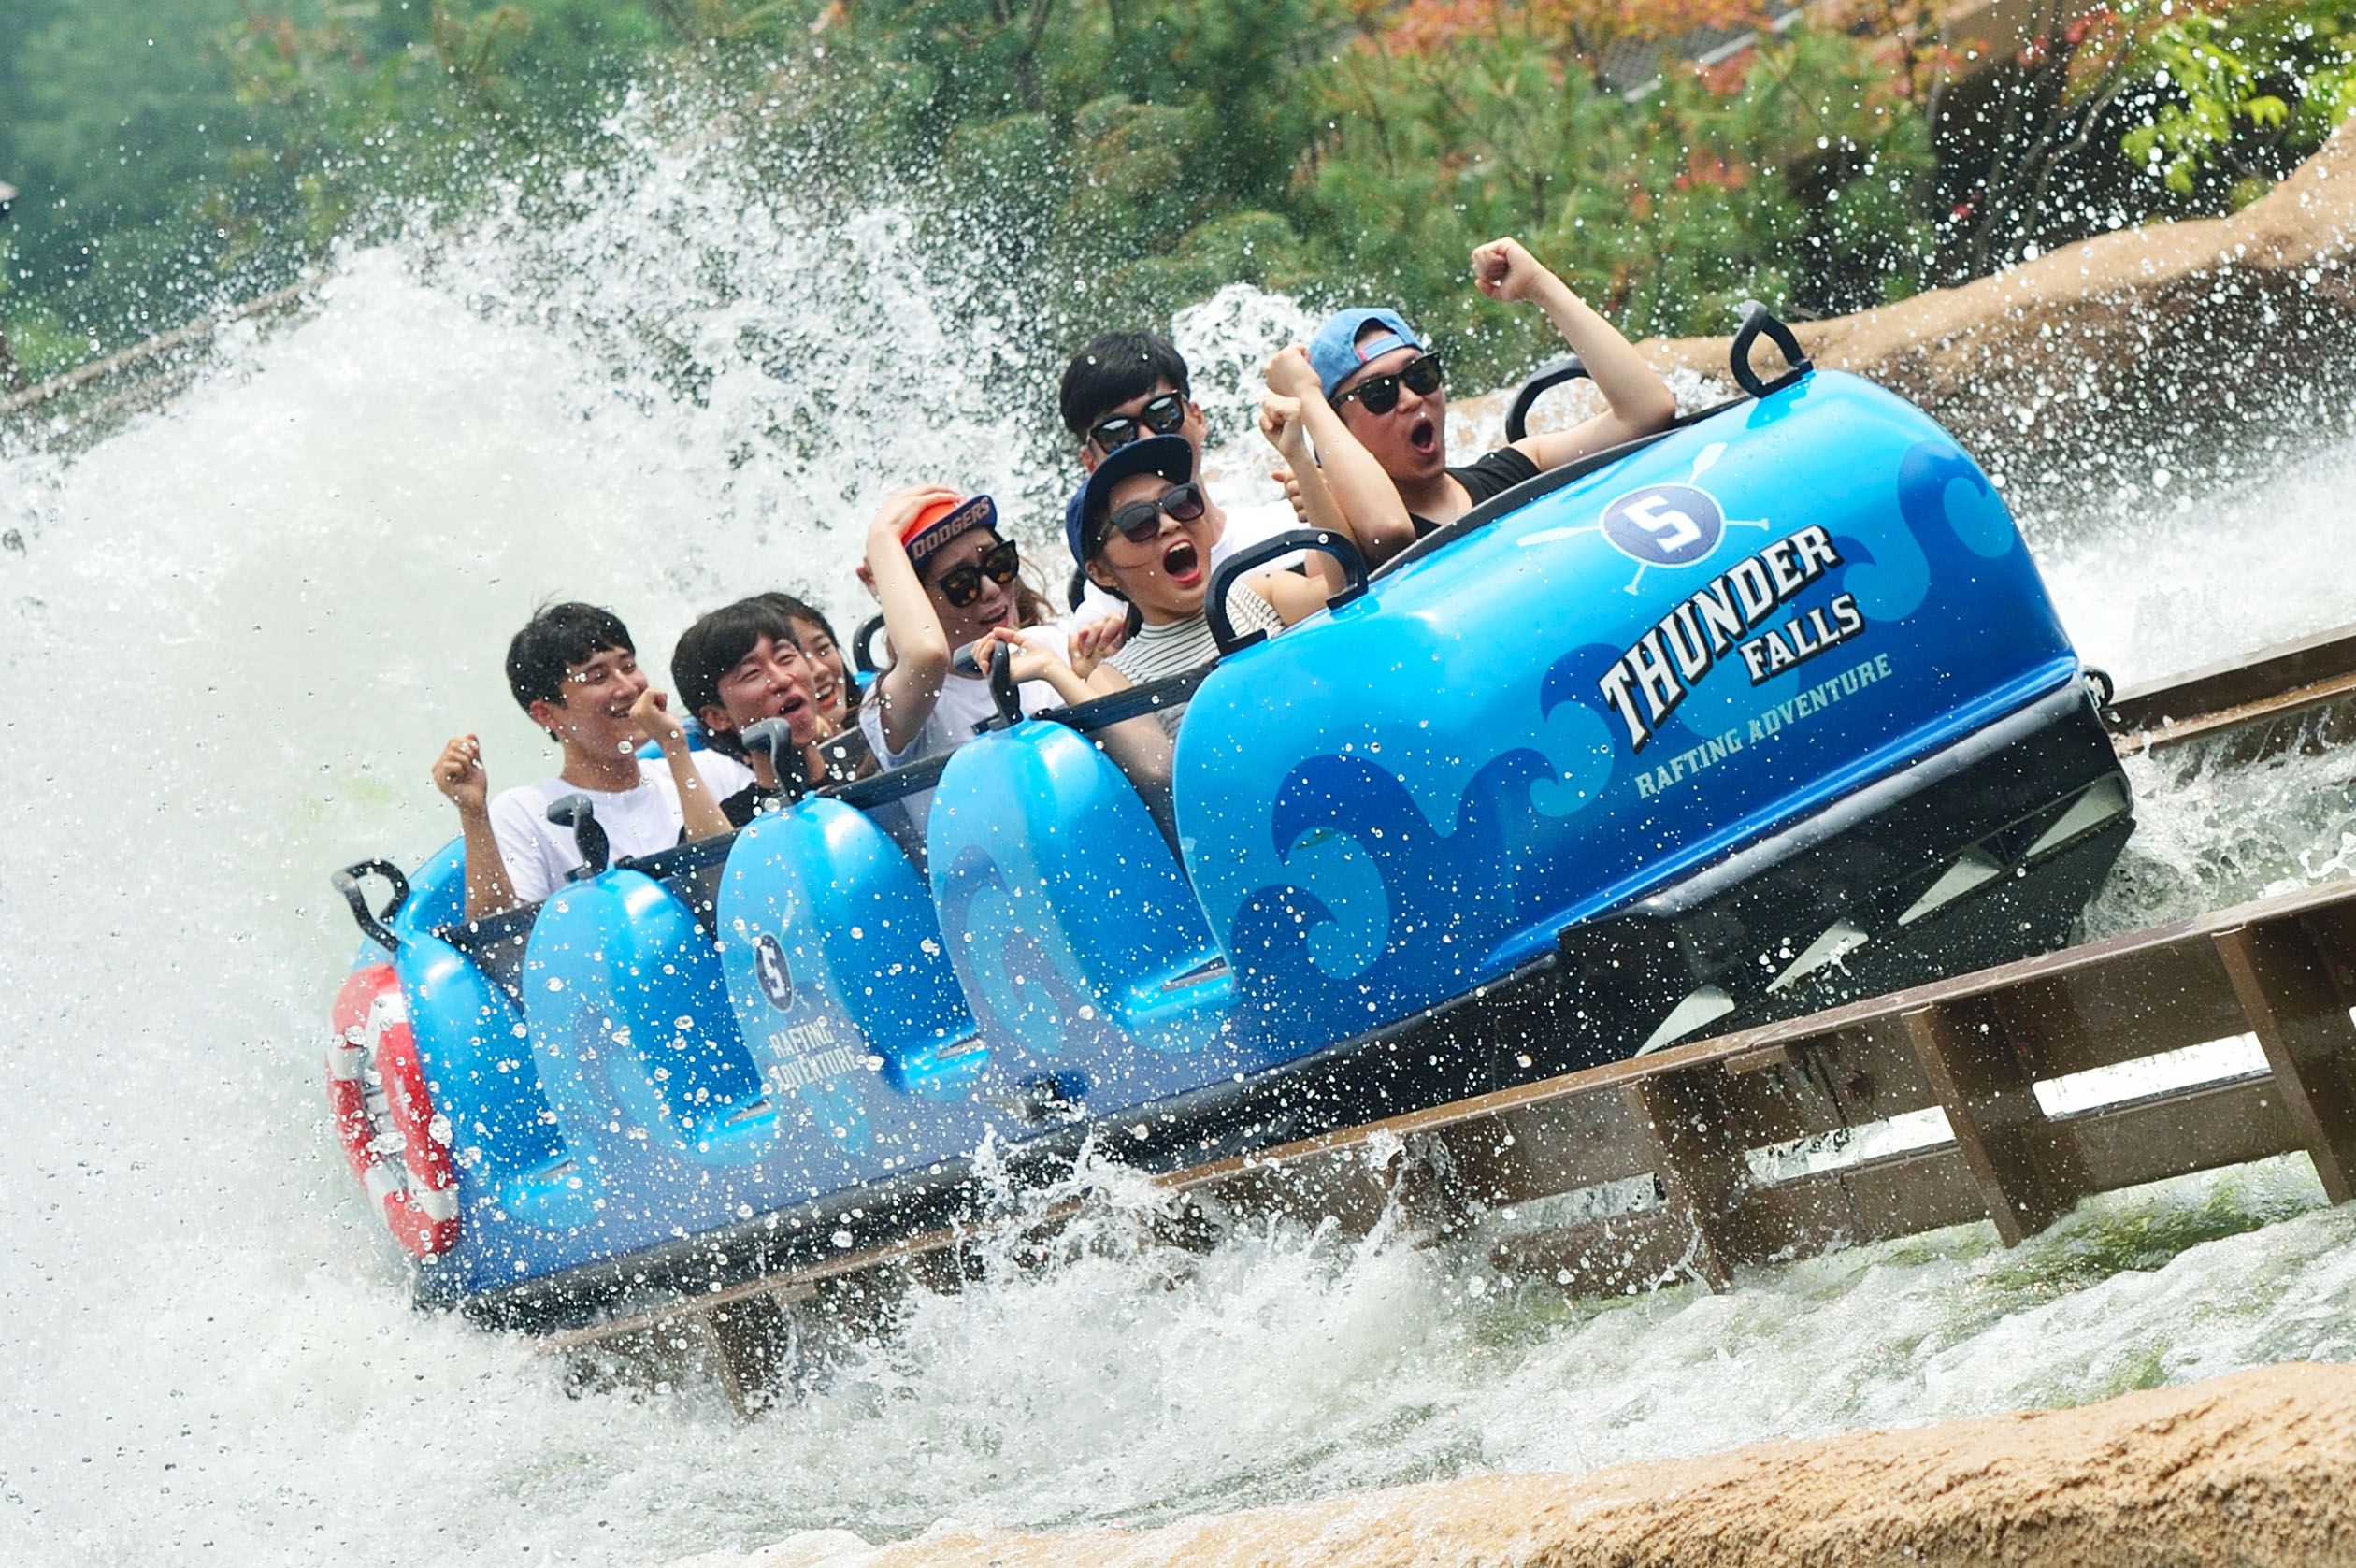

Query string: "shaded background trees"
[[3, 0, 2350, 392]]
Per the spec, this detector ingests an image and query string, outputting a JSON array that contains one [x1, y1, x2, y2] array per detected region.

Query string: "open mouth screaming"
[[1161, 538, 1202, 587], [1407, 413, 1440, 460]]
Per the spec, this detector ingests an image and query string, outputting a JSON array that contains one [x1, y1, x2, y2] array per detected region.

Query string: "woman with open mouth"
[[1073, 421, 1363, 726]]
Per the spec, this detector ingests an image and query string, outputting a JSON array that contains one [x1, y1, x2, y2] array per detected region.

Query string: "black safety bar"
[[977, 640, 1022, 732], [1035, 665, 1214, 729], [1502, 354, 1589, 445], [332, 858, 412, 953], [1205, 529, 1368, 655], [828, 750, 955, 813], [612, 829, 739, 885]]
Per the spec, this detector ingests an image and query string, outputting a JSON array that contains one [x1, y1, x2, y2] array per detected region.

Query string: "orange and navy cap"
[[901, 493, 998, 568]]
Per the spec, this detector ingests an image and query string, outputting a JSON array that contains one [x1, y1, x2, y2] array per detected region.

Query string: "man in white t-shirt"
[[1056, 330, 1306, 625], [428, 601, 750, 921]]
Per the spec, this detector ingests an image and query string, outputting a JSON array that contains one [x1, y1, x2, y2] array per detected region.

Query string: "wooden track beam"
[[2214, 919, 2356, 1202]]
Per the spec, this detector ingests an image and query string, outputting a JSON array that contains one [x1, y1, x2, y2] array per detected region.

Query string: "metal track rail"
[[2104, 624, 2356, 759]]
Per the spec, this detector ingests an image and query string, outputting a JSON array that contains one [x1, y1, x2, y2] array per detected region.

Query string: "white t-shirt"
[[486, 749, 754, 906], [1065, 497, 1304, 627]]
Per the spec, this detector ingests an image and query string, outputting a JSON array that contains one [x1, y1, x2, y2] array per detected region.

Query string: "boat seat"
[[927, 720, 1241, 1113]]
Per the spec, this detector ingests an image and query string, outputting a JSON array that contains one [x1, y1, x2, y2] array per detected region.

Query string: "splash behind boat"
[[324, 309, 2133, 1327]]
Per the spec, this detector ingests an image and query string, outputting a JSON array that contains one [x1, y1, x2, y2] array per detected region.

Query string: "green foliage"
[[1286, 22, 1933, 386], [7, 0, 2353, 396], [2121, 0, 2356, 194]]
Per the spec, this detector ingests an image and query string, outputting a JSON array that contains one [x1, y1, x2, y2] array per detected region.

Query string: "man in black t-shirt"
[[1298, 237, 1679, 552]]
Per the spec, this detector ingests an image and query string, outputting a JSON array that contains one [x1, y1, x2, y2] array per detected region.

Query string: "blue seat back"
[[396, 931, 600, 1243], [928, 721, 1257, 1113], [714, 798, 996, 1193], [522, 871, 778, 1193]]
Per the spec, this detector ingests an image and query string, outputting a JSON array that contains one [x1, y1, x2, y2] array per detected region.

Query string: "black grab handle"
[[1730, 300, 1812, 400], [852, 611, 889, 676], [546, 795, 611, 881], [1502, 355, 1590, 444], [976, 640, 1022, 732], [738, 717, 808, 804], [332, 858, 411, 954], [1205, 528, 1368, 655]]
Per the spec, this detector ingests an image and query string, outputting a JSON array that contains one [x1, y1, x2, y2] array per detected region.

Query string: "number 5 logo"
[[1601, 482, 1724, 567]]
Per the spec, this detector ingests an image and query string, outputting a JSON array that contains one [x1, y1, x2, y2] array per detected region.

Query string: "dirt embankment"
[[1645, 115, 2356, 480], [684, 1361, 2356, 1568]]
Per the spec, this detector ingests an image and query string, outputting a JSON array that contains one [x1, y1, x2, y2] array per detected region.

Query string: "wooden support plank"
[[1490, 1207, 1696, 1299], [695, 1291, 797, 1417], [1896, 1000, 2088, 1246], [2014, 945, 2252, 1077], [2213, 920, 2356, 1203], [1435, 1090, 1657, 1210], [2105, 623, 2356, 756], [1623, 1070, 1740, 1290], [1743, 1144, 1987, 1257], [2062, 1075, 2293, 1193]]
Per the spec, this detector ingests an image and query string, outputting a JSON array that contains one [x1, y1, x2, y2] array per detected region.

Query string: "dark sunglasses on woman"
[[932, 539, 1021, 609], [1086, 392, 1187, 453], [1099, 482, 1207, 548], [1331, 353, 1444, 416]]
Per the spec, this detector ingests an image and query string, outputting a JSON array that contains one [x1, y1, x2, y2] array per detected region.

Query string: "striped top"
[[1108, 584, 1286, 687]]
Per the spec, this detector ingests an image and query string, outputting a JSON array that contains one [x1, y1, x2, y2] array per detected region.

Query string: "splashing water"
[[5, 120, 2356, 1567]]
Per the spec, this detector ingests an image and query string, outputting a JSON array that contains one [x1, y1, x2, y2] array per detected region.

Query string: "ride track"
[[513, 627, 2356, 1415]]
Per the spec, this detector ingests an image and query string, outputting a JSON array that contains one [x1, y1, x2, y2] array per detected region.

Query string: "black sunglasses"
[[1332, 353, 1444, 416], [932, 538, 1021, 609], [1086, 392, 1187, 453], [1099, 482, 1206, 549]]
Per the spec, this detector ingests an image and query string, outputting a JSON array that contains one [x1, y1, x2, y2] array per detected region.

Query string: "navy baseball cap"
[[1308, 308, 1428, 400], [1067, 435, 1196, 562]]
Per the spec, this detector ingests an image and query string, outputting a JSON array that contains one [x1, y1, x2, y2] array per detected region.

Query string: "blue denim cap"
[[1067, 434, 1196, 563], [1307, 308, 1427, 400]]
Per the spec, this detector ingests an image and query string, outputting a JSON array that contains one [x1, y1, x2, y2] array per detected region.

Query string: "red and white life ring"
[[327, 963, 459, 1258]]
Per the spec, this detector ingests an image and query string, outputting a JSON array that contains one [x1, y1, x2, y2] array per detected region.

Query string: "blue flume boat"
[[323, 310, 2134, 1327]]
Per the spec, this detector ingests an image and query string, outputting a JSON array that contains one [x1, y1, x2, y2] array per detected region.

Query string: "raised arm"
[[1252, 391, 1376, 628], [860, 486, 962, 757], [431, 733, 522, 922], [1265, 345, 1416, 568], [1473, 237, 1676, 469], [631, 687, 732, 842]]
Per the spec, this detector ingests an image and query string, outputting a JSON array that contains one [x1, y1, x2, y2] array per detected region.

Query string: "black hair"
[[756, 591, 830, 644], [670, 597, 801, 760], [505, 601, 634, 714], [1058, 331, 1191, 439], [757, 591, 860, 716]]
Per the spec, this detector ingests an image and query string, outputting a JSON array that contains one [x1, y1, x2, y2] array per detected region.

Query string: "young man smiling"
[[428, 601, 743, 921], [1295, 237, 1678, 548]]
